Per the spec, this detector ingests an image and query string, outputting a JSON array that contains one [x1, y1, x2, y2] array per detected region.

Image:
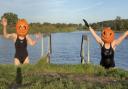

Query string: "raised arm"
[[26, 33, 42, 46], [83, 19, 103, 45], [113, 31, 128, 46], [1, 18, 16, 40], [89, 27, 104, 45]]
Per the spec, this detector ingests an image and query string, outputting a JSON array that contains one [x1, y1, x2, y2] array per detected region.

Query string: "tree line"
[[0, 12, 82, 34], [89, 16, 128, 31], [0, 12, 128, 34]]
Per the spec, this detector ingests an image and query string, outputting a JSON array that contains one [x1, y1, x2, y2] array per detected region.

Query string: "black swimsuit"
[[15, 36, 28, 64], [100, 43, 115, 69]]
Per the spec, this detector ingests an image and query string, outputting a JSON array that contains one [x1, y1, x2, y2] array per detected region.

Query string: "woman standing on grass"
[[1, 17, 41, 65], [83, 19, 128, 69]]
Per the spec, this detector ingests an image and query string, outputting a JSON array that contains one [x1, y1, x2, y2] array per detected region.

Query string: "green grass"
[[0, 57, 128, 89]]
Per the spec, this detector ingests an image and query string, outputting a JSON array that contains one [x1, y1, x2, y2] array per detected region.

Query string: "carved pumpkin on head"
[[101, 27, 115, 43], [16, 19, 29, 37]]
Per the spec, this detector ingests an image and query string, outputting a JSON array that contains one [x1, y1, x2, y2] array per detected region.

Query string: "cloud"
[[73, 1, 104, 13], [49, 0, 66, 5]]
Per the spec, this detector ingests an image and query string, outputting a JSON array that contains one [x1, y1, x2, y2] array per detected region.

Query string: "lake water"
[[0, 31, 128, 70]]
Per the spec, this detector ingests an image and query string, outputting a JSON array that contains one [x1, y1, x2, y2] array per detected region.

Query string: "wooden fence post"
[[47, 34, 52, 64], [80, 34, 90, 64]]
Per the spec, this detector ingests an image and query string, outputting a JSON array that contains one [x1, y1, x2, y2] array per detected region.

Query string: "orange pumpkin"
[[101, 27, 115, 43], [16, 19, 29, 37]]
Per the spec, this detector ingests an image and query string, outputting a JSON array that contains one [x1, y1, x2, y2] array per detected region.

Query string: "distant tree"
[[116, 16, 121, 20], [1, 12, 18, 26], [115, 16, 122, 31], [78, 23, 82, 27], [91, 23, 99, 29]]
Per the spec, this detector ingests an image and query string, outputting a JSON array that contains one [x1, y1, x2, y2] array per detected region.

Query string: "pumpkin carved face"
[[16, 19, 29, 37], [101, 27, 115, 43]]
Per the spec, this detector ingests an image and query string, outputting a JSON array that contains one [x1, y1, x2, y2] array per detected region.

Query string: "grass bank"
[[0, 57, 128, 89]]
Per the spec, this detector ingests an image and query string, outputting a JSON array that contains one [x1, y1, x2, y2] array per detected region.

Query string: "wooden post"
[[87, 37, 90, 64], [80, 34, 90, 64], [80, 35, 85, 64], [47, 34, 52, 64], [50, 34, 52, 54]]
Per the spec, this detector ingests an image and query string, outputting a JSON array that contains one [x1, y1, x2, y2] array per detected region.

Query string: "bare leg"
[[23, 57, 29, 64], [14, 58, 20, 66], [14, 56, 29, 65]]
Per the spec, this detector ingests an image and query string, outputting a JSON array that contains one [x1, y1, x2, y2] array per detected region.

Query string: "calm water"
[[0, 31, 128, 70], [51, 31, 128, 70]]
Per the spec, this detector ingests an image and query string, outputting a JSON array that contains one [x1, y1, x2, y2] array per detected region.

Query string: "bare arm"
[[1, 18, 16, 40], [113, 31, 128, 46], [83, 19, 103, 45], [26, 33, 42, 46], [26, 35, 37, 46], [89, 27, 104, 45]]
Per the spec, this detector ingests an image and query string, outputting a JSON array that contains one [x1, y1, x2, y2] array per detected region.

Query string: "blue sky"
[[0, 0, 128, 23]]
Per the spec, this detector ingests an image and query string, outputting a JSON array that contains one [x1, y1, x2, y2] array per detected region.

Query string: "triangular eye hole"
[[19, 25, 26, 30], [19, 26, 22, 30], [110, 33, 112, 36], [103, 31, 105, 35], [24, 26, 26, 30]]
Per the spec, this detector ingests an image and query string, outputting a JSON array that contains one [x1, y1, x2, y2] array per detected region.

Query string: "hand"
[[35, 32, 42, 41], [1, 17, 7, 27]]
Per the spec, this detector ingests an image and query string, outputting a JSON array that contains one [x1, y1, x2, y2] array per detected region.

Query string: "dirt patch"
[[23, 72, 121, 84]]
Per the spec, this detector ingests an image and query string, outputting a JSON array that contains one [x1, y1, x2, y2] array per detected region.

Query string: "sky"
[[0, 0, 128, 24]]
